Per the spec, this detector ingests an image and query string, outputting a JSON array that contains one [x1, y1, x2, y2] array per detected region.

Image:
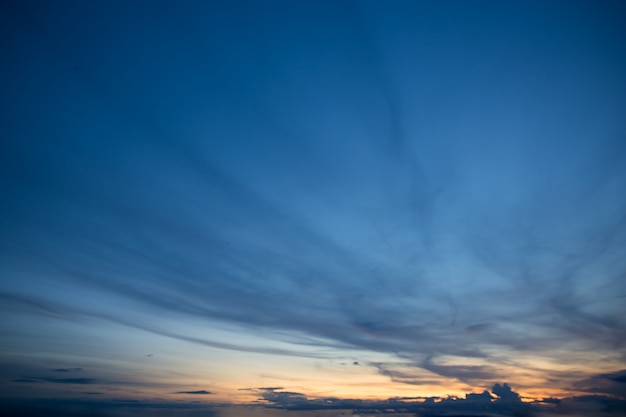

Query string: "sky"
[[1, 0, 626, 416]]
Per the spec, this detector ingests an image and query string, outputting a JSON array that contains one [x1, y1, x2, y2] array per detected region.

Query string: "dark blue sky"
[[1, 1, 626, 415]]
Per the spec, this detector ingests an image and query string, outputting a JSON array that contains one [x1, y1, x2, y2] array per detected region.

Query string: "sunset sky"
[[1, 1, 625, 416]]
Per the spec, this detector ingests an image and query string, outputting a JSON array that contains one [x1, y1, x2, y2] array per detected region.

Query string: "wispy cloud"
[[1, 0, 625, 405]]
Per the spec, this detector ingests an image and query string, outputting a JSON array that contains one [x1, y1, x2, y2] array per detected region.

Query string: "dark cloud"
[[175, 390, 212, 395], [240, 387, 284, 391], [465, 390, 493, 402], [40, 377, 97, 384], [573, 370, 626, 399], [12, 374, 98, 385], [248, 383, 626, 415], [52, 368, 82, 372], [609, 372, 626, 384], [492, 383, 521, 402], [258, 388, 308, 408], [0, 362, 159, 400], [0, 398, 217, 417], [551, 395, 626, 416], [253, 384, 535, 415], [2, 393, 625, 417], [539, 397, 561, 404]]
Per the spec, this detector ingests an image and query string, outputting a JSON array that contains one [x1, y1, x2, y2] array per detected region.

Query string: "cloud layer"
[[1, 0, 625, 407]]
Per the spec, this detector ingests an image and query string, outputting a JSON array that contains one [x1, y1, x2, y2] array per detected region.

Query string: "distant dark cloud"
[[44, 377, 97, 384], [240, 387, 284, 391], [15, 376, 97, 384], [551, 395, 626, 416], [492, 383, 521, 402], [249, 383, 626, 415], [573, 370, 626, 399], [465, 390, 493, 402], [609, 372, 626, 384], [253, 384, 534, 414], [0, 398, 217, 417], [52, 368, 82, 372], [258, 388, 308, 408], [539, 397, 561, 404], [175, 390, 212, 395], [2, 393, 625, 417]]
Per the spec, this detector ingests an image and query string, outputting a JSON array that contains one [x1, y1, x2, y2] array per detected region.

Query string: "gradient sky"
[[1, 1, 626, 416]]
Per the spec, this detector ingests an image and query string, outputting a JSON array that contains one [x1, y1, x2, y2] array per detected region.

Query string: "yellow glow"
[[13, 320, 620, 405]]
